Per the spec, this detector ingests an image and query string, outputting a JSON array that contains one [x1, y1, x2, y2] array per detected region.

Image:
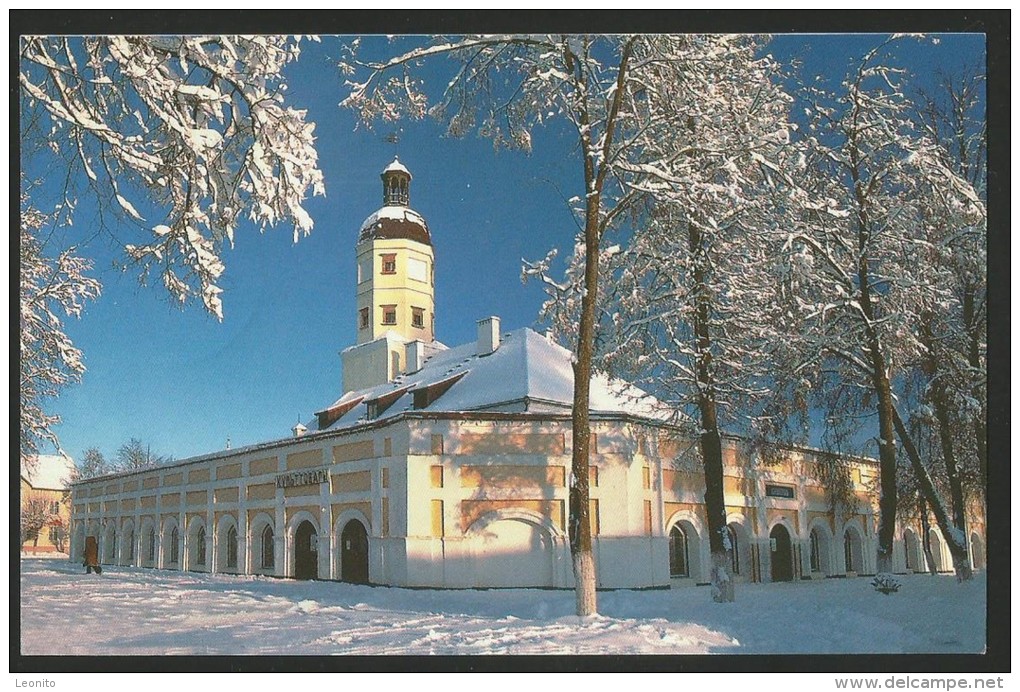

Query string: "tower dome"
[[358, 157, 431, 246]]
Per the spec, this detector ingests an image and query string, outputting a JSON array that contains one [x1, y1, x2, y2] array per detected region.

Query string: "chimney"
[[477, 316, 501, 356], [405, 339, 427, 373]]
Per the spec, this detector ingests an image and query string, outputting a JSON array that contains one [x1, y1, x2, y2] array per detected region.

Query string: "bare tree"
[[553, 35, 797, 601], [21, 492, 51, 550], [114, 438, 171, 472], [787, 36, 984, 576], [75, 446, 111, 480]]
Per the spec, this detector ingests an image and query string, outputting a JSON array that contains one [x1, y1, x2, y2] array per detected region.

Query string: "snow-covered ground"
[[19, 556, 984, 656]]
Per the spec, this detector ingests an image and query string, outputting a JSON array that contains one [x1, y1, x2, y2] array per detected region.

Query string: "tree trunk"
[[962, 284, 987, 491], [688, 220, 734, 602], [892, 407, 972, 581], [918, 494, 938, 576], [562, 36, 635, 618], [920, 321, 972, 581], [567, 150, 601, 619], [850, 143, 897, 575]]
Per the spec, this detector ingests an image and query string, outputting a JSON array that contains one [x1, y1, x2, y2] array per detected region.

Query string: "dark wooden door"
[[770, 524, 793, 582], [294, 521, 318, 580], [340, 520, 369, 584]]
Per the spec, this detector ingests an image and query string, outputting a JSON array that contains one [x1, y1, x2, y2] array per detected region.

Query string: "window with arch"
[[147, 527, 156, 562], [669, 525, 690, 577], [903, 531, 915, 571], [261, 525, 275, 569], [195, 526, 207, 566], [810, 529, 821, 573], [727, 525, 740, 575], [844, 532, 855, 572], [226, 525, 238, 570], [126, 530, 134, 561], [169, 526, 180, 564]]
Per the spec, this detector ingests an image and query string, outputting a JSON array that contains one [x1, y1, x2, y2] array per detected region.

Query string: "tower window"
[[412, 307, 424, 329], [381, 254, 397, 274], [382, 305, 397, 325], [359, 307, 370, 330]]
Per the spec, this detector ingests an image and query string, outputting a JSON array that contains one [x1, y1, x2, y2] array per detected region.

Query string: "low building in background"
[[21, 454, 76, 554]]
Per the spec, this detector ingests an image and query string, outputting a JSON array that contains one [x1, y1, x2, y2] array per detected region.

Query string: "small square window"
[[381, 254, 397, 274], [382, 305, 397, 325], [359, 307, 370, 329], [412, 307, 424, 329]]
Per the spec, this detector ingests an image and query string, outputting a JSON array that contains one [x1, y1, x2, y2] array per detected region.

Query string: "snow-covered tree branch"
[[21, 35, 325, 318], [20, 35, 325, 459], [20, 201, 101, 460]]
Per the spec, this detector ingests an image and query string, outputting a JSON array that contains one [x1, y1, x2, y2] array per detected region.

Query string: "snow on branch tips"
[[20, 35, 325, 319], [20, 202, 101, 458]]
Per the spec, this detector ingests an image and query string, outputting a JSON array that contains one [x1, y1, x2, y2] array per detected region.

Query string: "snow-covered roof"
[[21, 454, 76, 490], [383, 156, 411, 177], [315, 327, 669, 432], [359, 205, 427, 232], [358, 205, 431, 245]]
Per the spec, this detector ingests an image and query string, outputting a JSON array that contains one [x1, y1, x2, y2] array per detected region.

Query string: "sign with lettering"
[[276, 468, 329, 489]]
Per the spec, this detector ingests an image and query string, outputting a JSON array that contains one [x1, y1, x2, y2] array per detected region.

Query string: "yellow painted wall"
[[355, 238, 435, 344], [250, 457, 279, 476], [333, 440, 375, 463], [459, 465, 566, 489], [286, 449, 323, 471], [332, 470, 372, 494]]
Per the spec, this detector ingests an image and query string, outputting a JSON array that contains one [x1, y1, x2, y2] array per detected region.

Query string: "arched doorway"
[[340, 520, 369, 584], [970, 532, 985, 571], [669, 524, 690, 578], [928, 528, 945, 572], [808, 525, 832, 576], [904, 529, 921, 572], [843, 526, 864, 575], [769, 524, 793, 582], [726, 520, 752, 580], [294, 520, 319, 580]]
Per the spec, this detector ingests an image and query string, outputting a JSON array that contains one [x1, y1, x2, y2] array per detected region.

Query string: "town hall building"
[[68, 160, 985, 588]]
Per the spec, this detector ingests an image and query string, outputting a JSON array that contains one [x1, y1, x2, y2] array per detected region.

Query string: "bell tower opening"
[[382, 157, 411, 206]]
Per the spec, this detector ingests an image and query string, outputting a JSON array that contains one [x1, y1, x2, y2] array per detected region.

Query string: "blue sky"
[[33, 33, 986, 465]]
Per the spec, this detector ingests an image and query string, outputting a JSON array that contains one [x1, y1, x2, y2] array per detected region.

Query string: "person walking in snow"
[[83, 535, 102, 574]]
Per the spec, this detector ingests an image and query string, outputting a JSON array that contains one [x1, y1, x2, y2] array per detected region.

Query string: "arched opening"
[[903, 528, 921, 572], [215, 517, 239, 573], [928, 528, 945, 572], [168, 525, 180, 568], [102, 525, 117, 564], [669, 525, 690, 578], [726, 520, 752, 580], [226, 526, 239, 571], [769, 524, 793, 582], [970, 532, 985, 571], [294, 520, 319, 580], [122, 527, 135, 565], [260, 524, 276, 571], [469, 516, 554, 588], [809, 525, 832, 575], [189, 523, 207, 571], [843, 527, 864, 575], [340, 519, 369, 584], [145, 525, 157, 567]]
